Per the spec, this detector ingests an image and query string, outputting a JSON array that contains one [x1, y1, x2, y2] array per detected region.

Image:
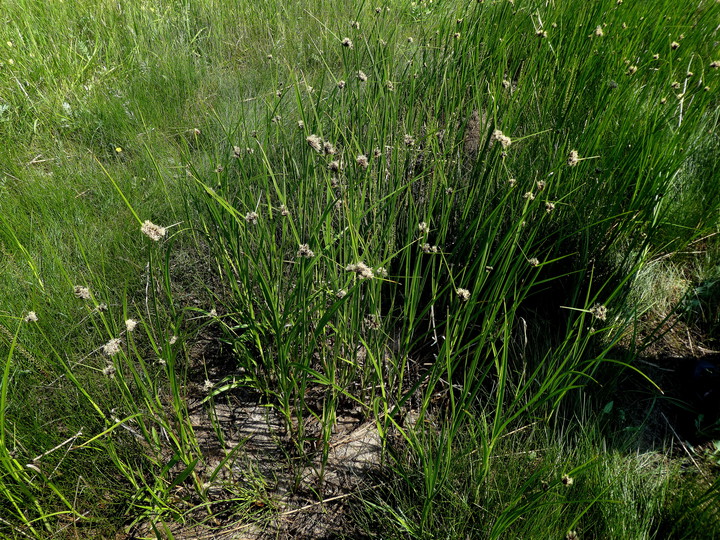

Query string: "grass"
[[1, 0, 719, 537]]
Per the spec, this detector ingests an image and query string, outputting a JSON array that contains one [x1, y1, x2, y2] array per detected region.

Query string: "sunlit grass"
[[0, 0, 719, 537]]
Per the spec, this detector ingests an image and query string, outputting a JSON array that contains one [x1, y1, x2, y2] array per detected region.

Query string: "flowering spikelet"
[[404, 134, 415, 146], [337, 80, 346, 89], [364, 314, 382, 331], [346, 262, 374, 279], [356, 154, 369, 168], [357, 70, 368, 82], [328, 160, 341, 172], [545, 201, 556, 213], [103, 338, 122, 356], [456, 288, 471, 302], [233, 146, 242, 158], [536, 180, 546, 191], [323, 141, 337, 155], [594, 25, 604, 37], [141, 220, 167, 241], [244, 211, 259, 224], [523, 192, 535, 201], [341, 37, 354, 48], [279, 204, 290, 217], [710, 60, 720, 69], [103, 364, 116, 378], [529, 257, 540, 267], [336, 289, 347, 299], [561, 474, 574, 486], [566, 531, 580, 540], [567, 149, 580, 166], [375, 267, 388, 278], [74, 286, 91, 300], [306, 134, 323, 152], [297, 244, 314, 258], [590, 303, 608, 321], [418, 222, 429, 235], [125, 319, 138, 332], [24, 311, 38, 323], [670, 41, 680, 50], [536, 29, 548, 38], [491, 129, 512, 148]]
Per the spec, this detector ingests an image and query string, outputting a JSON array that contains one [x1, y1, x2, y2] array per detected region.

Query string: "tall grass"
[[0, 0, 718, 537]]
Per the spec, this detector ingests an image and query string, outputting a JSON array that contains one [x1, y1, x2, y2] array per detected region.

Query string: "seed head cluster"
[[74, 286, 91, 300], [346, 261, 375, 279], [456, 288, 471, 302], [103, 338, 122, 356], [125, 319, 138, 332], [567, 149, 580, 166], [24, 311, 38, 323], [491, 129, 512, 149], [103, 364, 116, 378], [297, 244, 315, 258], [141, 220, 167, 241], [306, 134, 323, 152], [590, 303, 608, 321]]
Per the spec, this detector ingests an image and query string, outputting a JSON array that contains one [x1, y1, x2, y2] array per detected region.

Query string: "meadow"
[[0, 0, 719, 537]]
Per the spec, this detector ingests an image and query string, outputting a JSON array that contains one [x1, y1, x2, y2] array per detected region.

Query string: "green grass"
[[1, 0, 719, 537]]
